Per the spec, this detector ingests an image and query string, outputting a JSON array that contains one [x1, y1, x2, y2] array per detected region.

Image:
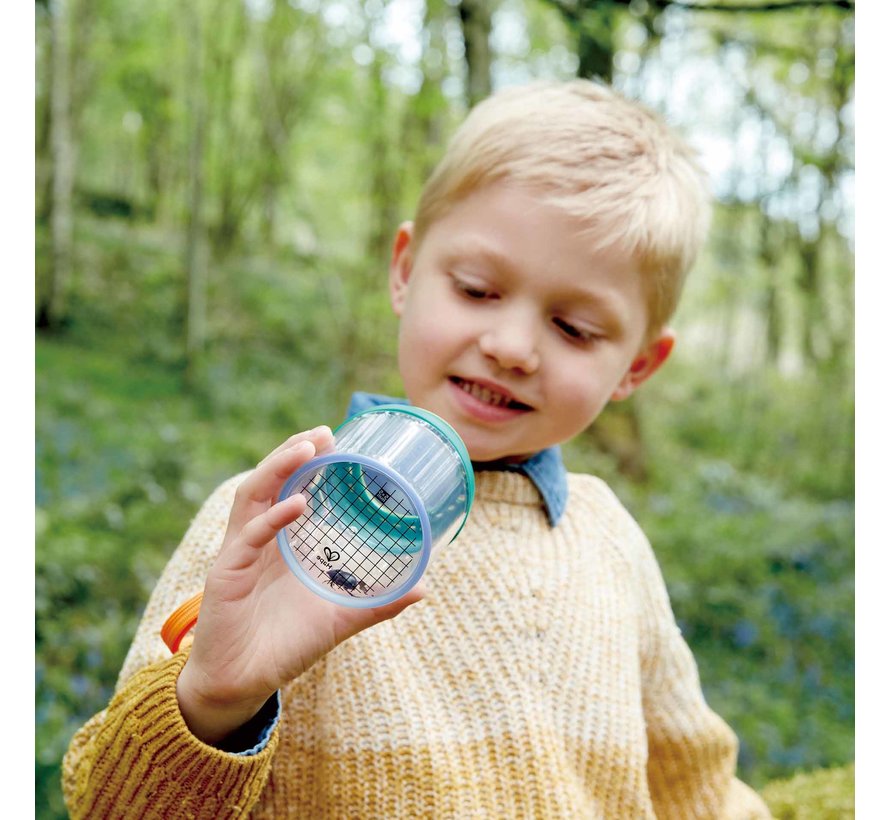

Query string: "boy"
[[63, 81, 771, 818]]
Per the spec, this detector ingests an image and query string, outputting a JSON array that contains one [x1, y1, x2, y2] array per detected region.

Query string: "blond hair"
[[413, 80, 712, 334]]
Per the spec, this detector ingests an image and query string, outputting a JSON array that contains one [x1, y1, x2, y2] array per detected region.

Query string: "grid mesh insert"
[[283, 462, 422, 599]]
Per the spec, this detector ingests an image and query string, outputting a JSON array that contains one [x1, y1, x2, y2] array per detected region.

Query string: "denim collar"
[[345, 392, 567, 527]]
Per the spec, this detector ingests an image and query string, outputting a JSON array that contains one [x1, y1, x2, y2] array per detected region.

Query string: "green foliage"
[[762, 764, 854, 819], [638, 460, 852, 782], [36, 345, 192, 819]]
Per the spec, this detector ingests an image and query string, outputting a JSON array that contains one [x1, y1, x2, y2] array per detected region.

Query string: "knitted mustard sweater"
[[63, 470, 771, 819]]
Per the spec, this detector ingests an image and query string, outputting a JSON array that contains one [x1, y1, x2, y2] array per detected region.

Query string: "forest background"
[[35, 0, 855, 817]]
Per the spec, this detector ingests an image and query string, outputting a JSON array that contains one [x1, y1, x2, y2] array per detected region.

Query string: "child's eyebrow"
[[444, 239, 513, 273]]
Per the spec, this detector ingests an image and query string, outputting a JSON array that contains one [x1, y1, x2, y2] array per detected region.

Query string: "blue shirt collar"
[[345, 392, 567, 527]]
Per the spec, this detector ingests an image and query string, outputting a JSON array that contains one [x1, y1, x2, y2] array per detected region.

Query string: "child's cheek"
[[554, 374, 609, 433]]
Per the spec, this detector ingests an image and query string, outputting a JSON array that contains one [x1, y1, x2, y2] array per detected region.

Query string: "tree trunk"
[[404, 0, 450, 182], [822, 18, 853, 364], [575, 2, 647, 480], [35, 38, 54, 226], [38, 0, 76, 330], [577, 4, 616, 82], [798, 238, 821, 363], [184, 2, 207, 384], [458, 0, 493, 108], [208, 0, 244, 255], [367, 55, 400, 269], [759, 214, 782, 364]]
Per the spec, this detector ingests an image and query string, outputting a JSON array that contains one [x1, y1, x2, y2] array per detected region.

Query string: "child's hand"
[[176, 426, 426, 745]]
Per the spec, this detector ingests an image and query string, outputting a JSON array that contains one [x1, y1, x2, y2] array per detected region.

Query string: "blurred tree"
[[576, 2, 617, 80], [366, 15, 403, 269], [38, 0, 75, 329], [402, 0, 455, 183], [36, 5, 53, 225], [758, 212, 786, 363], [115, 53, 173, 220], [183, 0, 208, 384], [193, 0, 329, 255], [36, 0, 101, 225], [204, 0, 250, 254], [701, 3, 853, 371], [459, 0, 495, 105], [538, 1, 643, 82]]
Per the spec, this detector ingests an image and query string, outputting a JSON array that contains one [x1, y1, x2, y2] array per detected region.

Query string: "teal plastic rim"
[[335, 404, 475, 541]]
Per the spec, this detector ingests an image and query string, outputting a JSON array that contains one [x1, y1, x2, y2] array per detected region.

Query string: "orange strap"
[[160, 591, 204, 653]]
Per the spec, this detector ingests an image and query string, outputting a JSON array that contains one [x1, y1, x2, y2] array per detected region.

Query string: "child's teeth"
[[462, 380, 507, 407]]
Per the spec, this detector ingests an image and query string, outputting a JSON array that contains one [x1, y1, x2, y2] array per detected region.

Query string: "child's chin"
[[465, 442, 527, 464], [463, 442, 497, 463]]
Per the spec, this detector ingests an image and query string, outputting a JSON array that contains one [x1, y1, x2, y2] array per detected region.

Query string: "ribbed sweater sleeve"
[[61, 649, 279, 819], [61, 473, 276, 819], [625, 507, 772, 819]]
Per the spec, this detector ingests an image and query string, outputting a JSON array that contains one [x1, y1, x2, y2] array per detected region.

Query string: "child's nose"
[[478, 320, 540, 374]]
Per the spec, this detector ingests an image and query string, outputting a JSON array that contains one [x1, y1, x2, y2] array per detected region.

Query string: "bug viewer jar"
[[275, 405, 475, 608], [161, 406, 474, 652]]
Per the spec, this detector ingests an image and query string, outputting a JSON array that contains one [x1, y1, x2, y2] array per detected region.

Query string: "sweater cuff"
[[70, 650, 278, 819], [222, 690, 281, 756]]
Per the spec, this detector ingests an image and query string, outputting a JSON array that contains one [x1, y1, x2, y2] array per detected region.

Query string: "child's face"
[[389, 183, 674, 463]]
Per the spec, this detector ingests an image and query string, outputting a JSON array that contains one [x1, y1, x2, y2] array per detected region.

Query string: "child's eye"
[[553, 317, 597, 343], [454, 280, 493, 300]]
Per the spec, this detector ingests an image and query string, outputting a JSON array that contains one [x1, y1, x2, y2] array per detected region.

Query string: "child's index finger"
[[239, 440, 316, 507], [228, 429, 332, 534], [256, 425, 333, 469]]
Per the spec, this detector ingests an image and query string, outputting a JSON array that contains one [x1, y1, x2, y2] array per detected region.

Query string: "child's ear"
[[611, 328, 675, 401], [389, 222, 414, 316]]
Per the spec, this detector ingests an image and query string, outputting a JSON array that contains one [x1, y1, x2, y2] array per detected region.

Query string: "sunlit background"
[[36, 1, 854, 816]]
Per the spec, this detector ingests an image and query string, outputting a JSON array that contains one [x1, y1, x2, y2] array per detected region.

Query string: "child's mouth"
[[449, 377, 532, 411]]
